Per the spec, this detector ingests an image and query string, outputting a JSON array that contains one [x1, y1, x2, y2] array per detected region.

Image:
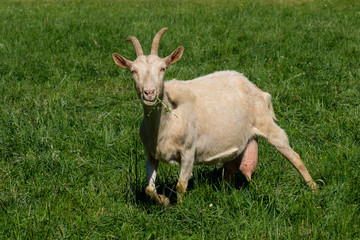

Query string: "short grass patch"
[[1, 0, 359, 239]]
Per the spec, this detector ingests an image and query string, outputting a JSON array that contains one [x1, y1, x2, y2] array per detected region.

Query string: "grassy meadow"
[[1, 0, 359, 238]]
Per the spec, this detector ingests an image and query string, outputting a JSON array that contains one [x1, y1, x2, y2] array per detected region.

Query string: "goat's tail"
[[263, 92, 277, 121]]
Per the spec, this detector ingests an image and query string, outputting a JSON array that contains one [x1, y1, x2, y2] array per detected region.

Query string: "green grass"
[[1, 0, 359, 239]]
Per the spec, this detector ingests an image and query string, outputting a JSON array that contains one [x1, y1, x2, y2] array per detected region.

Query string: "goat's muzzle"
[[143, 88, 157, 106]]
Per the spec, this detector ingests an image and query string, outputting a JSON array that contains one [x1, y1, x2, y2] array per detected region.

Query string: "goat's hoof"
[[308, 181, 319, 192], [311, 184, 319, 192], [157, 194, 170, 207], [177, 193, 185, 205], [145, 187, 170, 206]]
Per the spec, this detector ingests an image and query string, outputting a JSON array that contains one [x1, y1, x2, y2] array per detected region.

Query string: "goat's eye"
[[131, 70, 137, 74], [160, 68, 166, 72]]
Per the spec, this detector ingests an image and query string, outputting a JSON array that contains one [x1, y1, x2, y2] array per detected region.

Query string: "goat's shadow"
[[134, 167, 252, 206]]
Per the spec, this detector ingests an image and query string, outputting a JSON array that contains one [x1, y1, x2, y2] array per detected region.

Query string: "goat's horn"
[[125, 36, 144, 56], [151, 27, 168, 56]]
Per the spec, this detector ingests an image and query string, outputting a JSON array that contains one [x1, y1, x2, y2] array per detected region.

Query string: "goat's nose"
[[144, 88, 155, 98]]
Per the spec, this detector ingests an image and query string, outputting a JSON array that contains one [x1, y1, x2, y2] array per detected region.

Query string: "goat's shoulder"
[[164, 79, 197, 107]]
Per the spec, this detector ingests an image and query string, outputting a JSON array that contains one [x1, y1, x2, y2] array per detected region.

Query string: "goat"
[[112, 28, 317, 205]]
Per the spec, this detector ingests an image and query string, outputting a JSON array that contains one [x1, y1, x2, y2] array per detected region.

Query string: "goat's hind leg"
[[255, 121, 317, 190]]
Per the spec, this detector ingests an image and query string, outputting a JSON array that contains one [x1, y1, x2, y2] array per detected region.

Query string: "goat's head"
[[112, 28, 183, 107]]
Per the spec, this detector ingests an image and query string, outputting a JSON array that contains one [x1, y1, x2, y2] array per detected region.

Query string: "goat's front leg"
[[176, 151, 195, 203], [145, 156, 170, 206]]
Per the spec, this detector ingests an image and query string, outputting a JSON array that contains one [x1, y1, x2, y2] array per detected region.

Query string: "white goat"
[[112, 28, 317, 205]]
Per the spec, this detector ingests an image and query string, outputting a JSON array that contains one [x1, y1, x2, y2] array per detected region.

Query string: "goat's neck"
[[142, 93, 172, 136]]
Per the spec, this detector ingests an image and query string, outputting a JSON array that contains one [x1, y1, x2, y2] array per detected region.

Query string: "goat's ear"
[[112, 53, 132, 69], [165, 46, 183, 66]]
